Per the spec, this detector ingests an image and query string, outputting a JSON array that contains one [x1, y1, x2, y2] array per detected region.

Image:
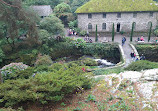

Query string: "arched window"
[[88, 23, 92, 29], [102, 23, 106, 30]]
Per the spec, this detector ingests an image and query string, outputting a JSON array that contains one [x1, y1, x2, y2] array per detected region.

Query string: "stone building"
[[30, 5, 53, 18], [76, 0, 158, 33]]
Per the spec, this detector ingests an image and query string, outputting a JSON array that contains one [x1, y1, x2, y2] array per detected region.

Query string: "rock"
[[142, 69, 158, 81], [121, 71, 142, 82], [137, 82, 156, 100]]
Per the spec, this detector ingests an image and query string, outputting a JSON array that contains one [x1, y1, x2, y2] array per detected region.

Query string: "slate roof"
[[30, 5, 53, 16], [76, 0, 158, 13]]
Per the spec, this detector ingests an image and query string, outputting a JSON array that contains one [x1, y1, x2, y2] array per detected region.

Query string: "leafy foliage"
[[0, 48, 5, 63], [35, 54, 53, 66], [38, 29, 50, 42], [0, 63, 92, 107], [54, 2, 73, 25], [39, 15, 65, 36], [0, 0, 39, 50], [135, 44, 158, 62]]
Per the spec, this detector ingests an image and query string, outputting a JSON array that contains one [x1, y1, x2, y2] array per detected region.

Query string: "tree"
[[71, 0, 89, 13], [95, 25, 98, 42], [54, 2, 73, 25], [148, 22, 152, 42], [130, 22, 135, 42], [39, 15, 65, 36], [23, 0, 62, 8], [38, 29, 50, 43], [0, 0, 39, 50], [112, 23, 115, 42]]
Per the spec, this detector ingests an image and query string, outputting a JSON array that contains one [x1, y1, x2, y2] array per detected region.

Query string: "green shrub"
[[135, 44, 158, 62], [125, 60, 158, 71], [80, 58, 98, 66], [85, 94, 96, 102], [50, 42, 80, 59], [34, 65, 49, 73], [38, 29, 50, 42], [93, 67, 124, 75], [0, 63, 92, 107], [19, 54, 37, 65], [83, 43, 120, 61], [79, 30, 86, 36], [1, 63, 29, 81], [0, 48, 5, 63], [14, 67, 35, 79], [35, 54, 53, 66], [68, 20, 78, 29], [39, 15, 64, 36]]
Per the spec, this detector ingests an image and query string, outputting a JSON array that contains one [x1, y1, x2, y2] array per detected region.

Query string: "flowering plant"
[[0, 62, 29, 80]]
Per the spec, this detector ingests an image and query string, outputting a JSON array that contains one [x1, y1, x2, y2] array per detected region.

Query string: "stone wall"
[[77, 12, 158, 32]]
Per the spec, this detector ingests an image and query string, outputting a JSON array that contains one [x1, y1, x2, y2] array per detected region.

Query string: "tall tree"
[[148, 22, 152, 42], [71, 0, 89, 13], [112, 23, 115, 42], [54, 2, 73, 26], [95, 25, 98, 42], [130, 22, 135, 42], [0, 0, 39, 50]]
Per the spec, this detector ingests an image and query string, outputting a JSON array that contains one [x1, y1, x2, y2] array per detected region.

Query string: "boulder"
[[142, 69, 158, 81]]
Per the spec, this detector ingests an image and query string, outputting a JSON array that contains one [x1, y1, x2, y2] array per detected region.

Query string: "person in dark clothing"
[[140, 54, 145, 60], [130, 52, 134, 58], [122, 36, 126, 46]]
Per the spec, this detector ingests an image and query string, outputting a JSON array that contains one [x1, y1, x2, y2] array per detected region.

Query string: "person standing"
[[140, 54, 145, 60], [122, 36, 126, 46]]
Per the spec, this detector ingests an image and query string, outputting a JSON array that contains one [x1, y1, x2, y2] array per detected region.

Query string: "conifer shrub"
[[0, 63, 92, 107], [125, 60, 158, 71], [35, 54, 53, 66]]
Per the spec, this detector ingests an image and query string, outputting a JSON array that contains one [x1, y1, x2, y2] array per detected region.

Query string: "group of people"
[[137, 36, 144, 42], [130, 51, 145, 61], [68, 29, 77, 36]]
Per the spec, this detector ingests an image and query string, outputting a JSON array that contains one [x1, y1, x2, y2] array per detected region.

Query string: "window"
[[88, 23, 92, 29], [133, 13, 137, 18], [103, 13, 106, 18], [117, 13, 121, 18], [102, 23, 106, 30], [88, 14, 92, 18], [149, 12, 153, 17]]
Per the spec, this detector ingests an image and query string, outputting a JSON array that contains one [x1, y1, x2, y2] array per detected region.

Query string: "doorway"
[[117, 23, 120, 32]]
